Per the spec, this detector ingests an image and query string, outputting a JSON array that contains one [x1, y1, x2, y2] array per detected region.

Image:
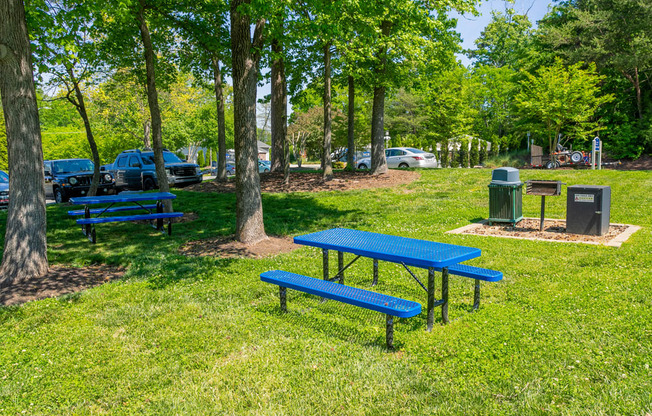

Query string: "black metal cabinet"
[[566, 185, 611, 235]]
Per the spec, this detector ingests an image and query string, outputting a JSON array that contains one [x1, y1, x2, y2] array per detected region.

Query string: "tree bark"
[[231, 0, 267, 244], [67, 66, 100, 197], [270, 37, 287, 173], [137, 4, 172, 212], [0, 0, 48, 286], [143, 119, 151, 148], [322, 42, 333, 181], [211, 56, 228, 182], [346, 74, 356, 171], [370, 20, 392, 175]]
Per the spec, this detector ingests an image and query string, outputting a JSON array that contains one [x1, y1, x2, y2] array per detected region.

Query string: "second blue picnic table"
[[293, 228, 482, 330], [69, 192, 182, 243]]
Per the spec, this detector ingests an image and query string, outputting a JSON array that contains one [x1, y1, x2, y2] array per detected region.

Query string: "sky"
[[451, 0, 554, 66], [257, 0, 555, 124]]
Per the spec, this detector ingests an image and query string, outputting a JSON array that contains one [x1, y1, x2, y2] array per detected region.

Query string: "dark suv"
[[44, 159, 115, 203], [107, 149, 202, 191]]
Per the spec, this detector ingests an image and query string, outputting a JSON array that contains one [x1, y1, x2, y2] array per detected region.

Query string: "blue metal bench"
[[261, 270, 421, 349], [76, 212, 183, 243], [440, 264, 502, 310], [68, 204, 158, 216]]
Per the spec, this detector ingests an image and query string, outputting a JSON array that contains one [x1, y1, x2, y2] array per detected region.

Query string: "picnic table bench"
[[69, 192, 183, 244], [261, 228, 502, 349]]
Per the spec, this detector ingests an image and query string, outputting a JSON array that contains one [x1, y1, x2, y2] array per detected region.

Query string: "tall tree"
[[231, 0, 267, 243], [342, 0, 471, 175], [515, 59, 614, 154], [159, 0, 232, 181], [136, 1, 171, 210], [29, 0, 104, 195], [539, 0, 652, 120], [0, 0, 48, 285]]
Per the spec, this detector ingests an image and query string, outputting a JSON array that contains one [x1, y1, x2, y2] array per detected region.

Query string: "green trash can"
[[488, 167, 523, 225]]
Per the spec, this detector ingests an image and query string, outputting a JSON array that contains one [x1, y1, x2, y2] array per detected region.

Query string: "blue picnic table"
[[293, 228, 484, 330], [69, 192, 182, 243], [262, 228, 502, 348]]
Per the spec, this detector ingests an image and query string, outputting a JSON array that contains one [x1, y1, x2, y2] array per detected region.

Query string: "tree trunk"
[[270, 37, 287, 173], [370, 20, 391, 175], [137, 5, 172, 212], [0, 0, 48, 286], [323, 42, 333, 181], [67, 66, 100, 197], [211, 56, 228, 182], [231, 0, 267, 244], [346, 74, 355, 171], [143, 119, 151, 148]]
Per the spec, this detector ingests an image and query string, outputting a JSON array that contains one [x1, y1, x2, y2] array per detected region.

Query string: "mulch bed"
[[448, 218, 638, 247], [0, 265, 125, 307], [179, 235, 299, 259], [186, 170, 421, 193]]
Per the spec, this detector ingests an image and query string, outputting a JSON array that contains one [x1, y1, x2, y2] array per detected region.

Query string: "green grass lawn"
[[1, 168, 651, 415]]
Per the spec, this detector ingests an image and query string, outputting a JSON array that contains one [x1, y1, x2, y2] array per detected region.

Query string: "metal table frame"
[[294, 228, 481, 330]]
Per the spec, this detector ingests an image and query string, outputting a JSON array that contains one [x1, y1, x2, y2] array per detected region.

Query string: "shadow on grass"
[[257, 291, 429, 350], [0, 190, 363, 269]]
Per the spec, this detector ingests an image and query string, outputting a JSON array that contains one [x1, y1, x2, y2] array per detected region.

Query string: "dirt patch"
[[179, 235, 300, 258], [187, 170, 420, 194], [448, 218, 640, 247], [0, 265, 125, 307], [614, 155, 652, 170]]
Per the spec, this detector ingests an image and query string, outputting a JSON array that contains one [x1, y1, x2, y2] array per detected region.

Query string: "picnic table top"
[[69, 192, 176, 205], [293, 228, 481, 269]]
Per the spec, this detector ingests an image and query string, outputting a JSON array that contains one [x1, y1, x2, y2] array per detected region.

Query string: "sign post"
[[592, 137, 602, 170]]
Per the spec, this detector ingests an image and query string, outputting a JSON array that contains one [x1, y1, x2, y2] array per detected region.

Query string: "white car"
[[357, 147, 438, 169]]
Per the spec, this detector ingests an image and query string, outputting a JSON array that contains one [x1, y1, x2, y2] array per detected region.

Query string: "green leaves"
[[515, 59, 614, 153]]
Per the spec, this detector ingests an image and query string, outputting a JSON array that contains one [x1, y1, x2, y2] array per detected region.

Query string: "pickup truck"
[[103, 149, 202, 191]]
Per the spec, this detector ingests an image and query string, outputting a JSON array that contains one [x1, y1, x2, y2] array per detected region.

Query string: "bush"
[[332, 161, 346, 169], [440, 139, 449, 168], [470, 138, 479, 167], [479, 141, 488, 165], [458, 138, 469, 168]]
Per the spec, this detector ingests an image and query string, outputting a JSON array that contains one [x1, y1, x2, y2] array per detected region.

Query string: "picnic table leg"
[[83, 206, 91, 237], [279, 286, 287, 312], [386, 314, 394, 349], [156, 201, 164, 231], [372, 259, 379, 286], [427, 267, 435, 331], [338, 251, 344, 284], [473, 279, 481, 311], [321, 249, 329, 302], [442, 267, 449, 324]]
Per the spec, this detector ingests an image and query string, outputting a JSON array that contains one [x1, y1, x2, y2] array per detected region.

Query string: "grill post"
[[372, 259, 379, 286], [540, 195, 546, 231], [473, 279, 481, 310]]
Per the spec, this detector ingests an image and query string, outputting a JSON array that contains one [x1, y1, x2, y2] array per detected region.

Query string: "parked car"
[[107, 149, 202, 191], [0, 170, 8, 208], [258, 160, 271, 173], [44, 159, 115, 203], [209, 161, 236, 176], [356, 147, 438, 169]]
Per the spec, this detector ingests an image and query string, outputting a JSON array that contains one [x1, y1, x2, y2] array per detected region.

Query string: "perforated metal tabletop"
[[70, 192, 176, 205], [294, 228, 480, 269]]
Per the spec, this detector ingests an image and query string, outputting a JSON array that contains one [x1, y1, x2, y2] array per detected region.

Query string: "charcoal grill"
[[525, 180, 564, 231]]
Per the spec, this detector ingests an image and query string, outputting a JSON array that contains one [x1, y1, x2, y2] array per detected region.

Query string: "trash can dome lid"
[[490, 167, 521, 185]]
